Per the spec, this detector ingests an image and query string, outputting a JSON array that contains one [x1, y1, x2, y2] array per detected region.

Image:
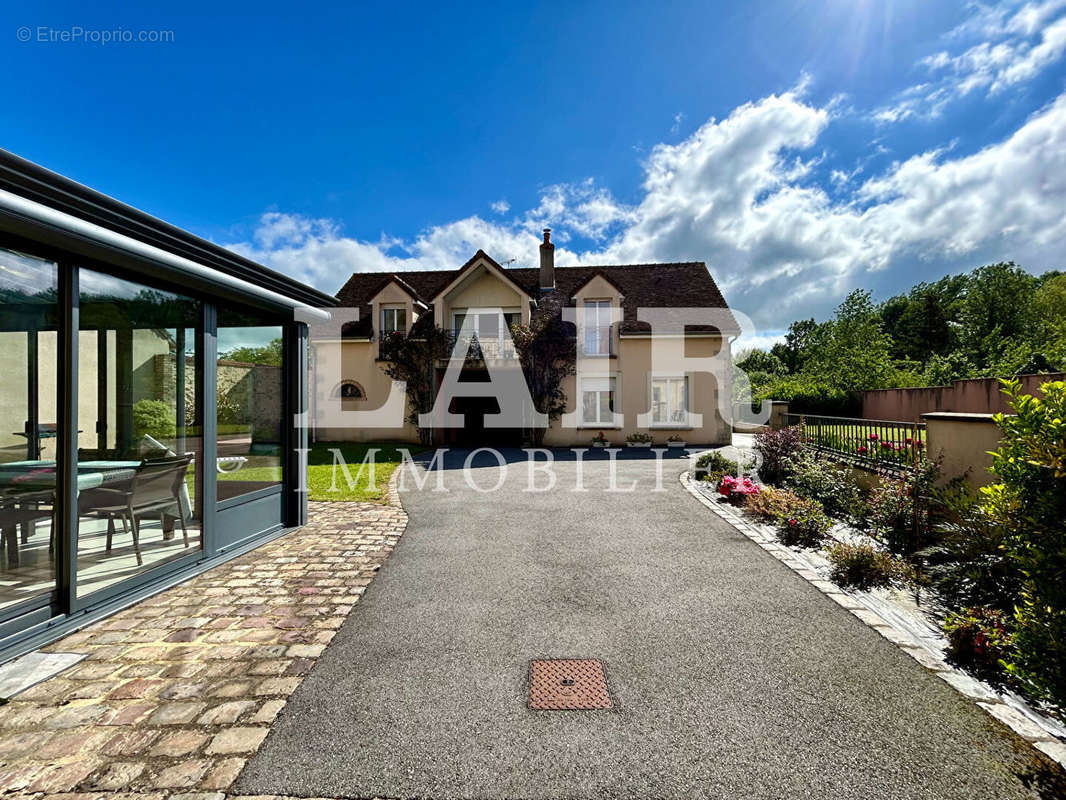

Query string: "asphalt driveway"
[[237, 449, 1059, 799]]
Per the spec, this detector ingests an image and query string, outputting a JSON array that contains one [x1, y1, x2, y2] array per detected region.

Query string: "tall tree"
[[509, 295, 577, 445], [377, 327, 456, 445]]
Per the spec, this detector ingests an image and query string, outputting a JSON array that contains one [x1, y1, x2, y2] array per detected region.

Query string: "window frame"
[[650, 375, 689, 428], [582, 299, 613, 356], [580, 376, 619, 427], [380, 305, 407, 337]]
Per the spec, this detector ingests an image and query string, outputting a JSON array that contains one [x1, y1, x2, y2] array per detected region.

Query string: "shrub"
[[695, 451, 751, 483], [753, 425, 804, 485], [942, 607, 1012, 678], [827, 542, 914, 590], [917, 485, 1022, 614], [718, 475, 759, 505], [625, 431, 652, 444], [132, 399, 176, 440], [745, 486, 815, 522], [868, 457, 940, 555], [984, 379, 1066, 708], [776, 503, 832, 548], [783, 452, 867, 521]]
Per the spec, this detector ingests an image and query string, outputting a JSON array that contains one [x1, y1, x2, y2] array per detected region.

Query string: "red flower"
[[868, 433, 879, 441], [881, 441, 892, 449], [857, 446, 868, 455]]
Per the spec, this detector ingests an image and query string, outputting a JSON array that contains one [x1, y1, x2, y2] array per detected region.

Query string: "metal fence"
[[784, 413, 925, 474]]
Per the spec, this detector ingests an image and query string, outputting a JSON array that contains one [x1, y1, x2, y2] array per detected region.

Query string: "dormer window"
[[380, 305, 406, 337]]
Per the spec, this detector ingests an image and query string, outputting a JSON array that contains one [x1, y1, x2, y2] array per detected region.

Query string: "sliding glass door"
[[0, 248, 60, 619], [75, 269, 203, 601]]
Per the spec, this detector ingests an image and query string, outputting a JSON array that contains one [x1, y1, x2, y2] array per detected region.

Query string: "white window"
[[380, 306, 406, 336], [583, 300, 612, 355], [452, 308, 519, 359], [651, 377, 688, 426], [581, 377, 617, 426]]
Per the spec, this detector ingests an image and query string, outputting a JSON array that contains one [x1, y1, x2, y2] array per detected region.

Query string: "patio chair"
[[79, 454, 193, 566], [0, 488, 55, 567]]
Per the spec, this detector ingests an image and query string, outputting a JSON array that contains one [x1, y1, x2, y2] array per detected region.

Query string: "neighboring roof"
[[335, 259, 737, 338], [0, 148, 337, 309]]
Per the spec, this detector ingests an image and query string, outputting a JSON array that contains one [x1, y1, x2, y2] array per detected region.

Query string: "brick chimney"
[[539, 228, 555, 290]]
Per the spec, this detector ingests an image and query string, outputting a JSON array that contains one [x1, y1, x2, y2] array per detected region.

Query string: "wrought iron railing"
[[784, 413, 926, 474], [451, 329, 518, 360]]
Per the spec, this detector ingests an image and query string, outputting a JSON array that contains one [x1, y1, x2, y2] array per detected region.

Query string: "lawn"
[[212, 441, 426, 503]]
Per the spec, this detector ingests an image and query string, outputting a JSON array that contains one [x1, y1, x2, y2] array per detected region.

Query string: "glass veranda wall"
[[0, 237, 306, 654]]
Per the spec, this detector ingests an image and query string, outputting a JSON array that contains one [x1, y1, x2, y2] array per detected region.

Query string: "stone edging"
[[679, 471, 1066, 771]]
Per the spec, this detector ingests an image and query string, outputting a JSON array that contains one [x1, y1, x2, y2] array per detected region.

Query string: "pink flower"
[[905, 438, 913, 445], [857, 446, 868, 455], [881, 441, 892, 450], [868, 433, 879, 441]]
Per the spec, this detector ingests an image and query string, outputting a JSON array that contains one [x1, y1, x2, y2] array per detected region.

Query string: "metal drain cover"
[[529, 659, 612, 710]]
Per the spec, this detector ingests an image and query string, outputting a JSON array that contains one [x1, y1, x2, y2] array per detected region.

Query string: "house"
[[0, 149, 333, 659], [314, 230, 738, 446]]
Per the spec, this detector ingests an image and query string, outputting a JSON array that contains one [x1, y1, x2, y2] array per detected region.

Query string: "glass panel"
[[217, 308, 283, 502], [582, 391, 597, 424], [670, 379, 687, 423], [651, 381, 666, 424], [0, 248, 59, 615], [75, 268, 202, 599], [600, 390, 613, 421]]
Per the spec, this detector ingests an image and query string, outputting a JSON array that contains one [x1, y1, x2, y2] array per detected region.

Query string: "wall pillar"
[[921, 412, 1004, 488]]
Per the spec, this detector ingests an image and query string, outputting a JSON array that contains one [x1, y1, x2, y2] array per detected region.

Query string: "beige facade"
[[312, 254, 733, 447]]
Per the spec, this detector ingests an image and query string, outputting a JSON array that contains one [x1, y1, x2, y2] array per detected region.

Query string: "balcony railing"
[[451, 330, 518, 360], [784, 413, 926, 475]]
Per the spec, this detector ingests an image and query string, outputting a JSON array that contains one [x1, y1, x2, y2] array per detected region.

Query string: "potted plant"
[[625, 431, 653, 448], [591, 431, 610, 448], [666, 433, 686, 449]]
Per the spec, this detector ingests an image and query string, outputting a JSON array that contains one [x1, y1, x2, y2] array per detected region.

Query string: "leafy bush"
[[783, 452, 867, 521], [217, 393, 245, 425], [868, 457, 940, 555], [745, 486, 811, 523], [695, 451, 751, 483], [943, 607, 1012, 678], [625, 431, 652, 444], [984, 379, 1066, 709], [776, 503, 832, 548], [917, 485, 1022, 614], [132, 399, 176, 440], [753, 426, 804, 486], [827, 542, 914, 591]]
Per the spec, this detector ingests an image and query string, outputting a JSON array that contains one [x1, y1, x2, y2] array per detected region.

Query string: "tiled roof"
[[334, 260, 736, 338]]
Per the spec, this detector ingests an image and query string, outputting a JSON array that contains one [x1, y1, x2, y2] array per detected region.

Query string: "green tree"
[[771, 318, 817, 373], [959, 263, 1038, 367], [984, 380, 1066, 707], [804, 290, 897, 391], [220, 338, 283, 366], [509, 295, 577, 444], [377, 327, 457, 446]]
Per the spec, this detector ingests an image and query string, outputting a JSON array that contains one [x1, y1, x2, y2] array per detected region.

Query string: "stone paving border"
[[680, 471, 1066, 772], [0, 472, 408, 799]]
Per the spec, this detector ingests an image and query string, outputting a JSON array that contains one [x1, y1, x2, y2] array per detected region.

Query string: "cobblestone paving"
[[0, 497, 406, 799]]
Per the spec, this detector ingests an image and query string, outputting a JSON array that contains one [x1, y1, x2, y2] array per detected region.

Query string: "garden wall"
[[861, 372, 1065, 421]]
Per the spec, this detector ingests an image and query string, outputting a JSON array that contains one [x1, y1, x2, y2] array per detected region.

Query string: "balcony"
[[451, 329, 518, 361]]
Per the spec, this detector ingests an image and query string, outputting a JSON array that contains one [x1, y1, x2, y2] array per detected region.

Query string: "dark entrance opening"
[[438, 368, 524, 447]]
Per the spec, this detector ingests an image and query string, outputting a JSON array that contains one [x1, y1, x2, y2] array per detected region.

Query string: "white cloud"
[[226, 84, 1066, 327], [490, 199, 510, 214], [874, 1, 1066, 121]]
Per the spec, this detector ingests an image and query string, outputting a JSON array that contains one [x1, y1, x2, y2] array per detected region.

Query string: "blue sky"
[[5, 1, 1066, 345]]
